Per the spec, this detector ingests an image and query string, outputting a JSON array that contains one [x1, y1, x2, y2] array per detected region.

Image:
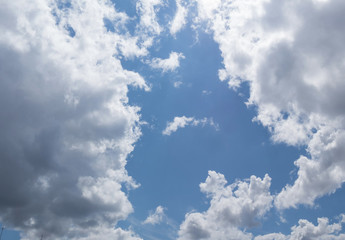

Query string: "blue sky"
[[1, 0, 345, 239]]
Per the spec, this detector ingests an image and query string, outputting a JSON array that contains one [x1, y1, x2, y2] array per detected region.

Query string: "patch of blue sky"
[[0, 225, 20, 240], [124, 21, 309, 238], [64, 24, 75, 37], [111, 0, 137, 18]]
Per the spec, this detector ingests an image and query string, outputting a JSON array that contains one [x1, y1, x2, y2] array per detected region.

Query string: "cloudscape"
[[0, 0, 345, 239]]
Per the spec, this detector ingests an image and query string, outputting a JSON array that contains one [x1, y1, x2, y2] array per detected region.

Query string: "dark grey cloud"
[[0, 0, 149, 239]]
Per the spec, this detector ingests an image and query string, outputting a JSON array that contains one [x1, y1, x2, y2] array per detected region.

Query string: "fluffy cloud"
[[137, 0, 164, 35], [149, 51, 185, 73], [0, 0, 148, 239], [255, 216, 345, 240], [178, 171, 273, 240], [143, 206, 166, 225], [194, 0, 345, 209], [170, 0, 188, 36], [162, 116, 217, 135], [178, 171, 345, 240]]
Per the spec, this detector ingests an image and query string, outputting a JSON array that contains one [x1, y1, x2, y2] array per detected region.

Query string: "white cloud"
[[174, 81, 183, 88], [162, 116, 217, 135], [149, 51, 185, 73], [178, 171, 345, 240], [255, 216, 345, 240], [143, 206, 166, 225], [136, 0, 164, 35], [178, 171, 273, 240], [194, 0, 345, 209], [0, 0, 148, 239], [275, 127, 345, 209], [170, 0, 188, 36]]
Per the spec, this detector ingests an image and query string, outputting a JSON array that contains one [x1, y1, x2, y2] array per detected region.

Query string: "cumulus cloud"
[[137, 0, 164, 35], [194, 0, 345, 209], [162, 116, 218, 135], [0, 0, 148, 239], [170, 0, 188, 36], [143, 206, 166, 225], [149, 51, 185, 73], [178, 171, 273, 240], [255, 215, 345, 240]]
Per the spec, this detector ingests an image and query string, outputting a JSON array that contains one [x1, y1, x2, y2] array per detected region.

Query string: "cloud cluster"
[[149, 51, 185, 73], [194, 0, 345, 209], [178, 171, 345, 240], [0, 0, 150, 239], [256, 216, 345, 240], [178, 171, 273, 239], [162, 116, 217, 135]]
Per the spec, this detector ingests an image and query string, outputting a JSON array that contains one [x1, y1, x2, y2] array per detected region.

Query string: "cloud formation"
[[0, 0, 149, 239], [194, 0, 345, 209], [149, 51, 185, 73], [178, 171, 273, 240], [255, 216, 345, 240], [170, 0, 188, 36], [143, 206, 166, 225], [137, 0, 164, 35], [162, 116, 217, 135], [178, 171, 345, 240]]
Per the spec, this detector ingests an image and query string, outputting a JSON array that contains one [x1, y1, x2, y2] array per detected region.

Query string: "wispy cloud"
[[143, 206, 166, 225], [162, 116, 218, 136]]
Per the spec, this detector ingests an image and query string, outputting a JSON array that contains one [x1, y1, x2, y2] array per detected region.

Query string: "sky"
[[0, 0, 345, 239]]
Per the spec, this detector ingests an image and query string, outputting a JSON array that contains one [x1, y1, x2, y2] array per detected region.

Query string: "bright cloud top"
[[143, 206, 166, 225], [149, 52, 185, 72], [178, 172, 345, 240], [178, 171, 273, 240], [162, 116, 217, 135]]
